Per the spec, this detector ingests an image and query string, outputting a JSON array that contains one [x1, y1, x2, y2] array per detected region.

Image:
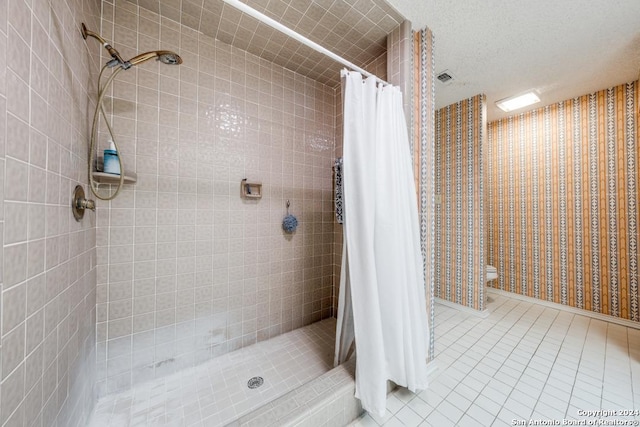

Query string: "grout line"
[[354, 292, 640, 427]]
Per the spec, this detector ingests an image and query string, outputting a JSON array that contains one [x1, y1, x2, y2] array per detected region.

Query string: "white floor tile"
[[349, 413, 380, 427], [435, 399, 464, 424], [367, 293, 639, 427], [406, 396, 433, 418], [385, 394, 405, 415], [369, 409, 394, 426], [466, 403, 496, 426], [395, 406, 424, 427], [416, 390, 443, 408], [382, 416, 405, 427], [393, 387, 417, 404], [424, 409, 457, 427], [447, 390, 473, 413], [457, 414, 482, 427]]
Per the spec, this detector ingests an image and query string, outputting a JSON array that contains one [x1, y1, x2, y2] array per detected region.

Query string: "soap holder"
[[241, 179, 262, 199]]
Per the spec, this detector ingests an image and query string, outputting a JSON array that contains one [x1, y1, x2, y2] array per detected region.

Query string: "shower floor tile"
[[88, 318, 336, 427]]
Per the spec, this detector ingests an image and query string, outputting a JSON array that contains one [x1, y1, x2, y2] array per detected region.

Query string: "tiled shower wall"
[[95, 0, 337, 395], [1, 0, 101, 425], [387, 21, 412, 129]]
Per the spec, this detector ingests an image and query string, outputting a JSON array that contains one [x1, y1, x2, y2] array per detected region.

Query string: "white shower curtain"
[[334, 70, 430, 417]]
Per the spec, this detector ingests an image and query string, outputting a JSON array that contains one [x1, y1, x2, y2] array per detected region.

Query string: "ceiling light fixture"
[[495, 91, 540, 112]]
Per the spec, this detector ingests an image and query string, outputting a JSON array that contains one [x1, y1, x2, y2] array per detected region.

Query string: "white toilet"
[[486, 265, 498, 282], [486, 265, 498, 303]]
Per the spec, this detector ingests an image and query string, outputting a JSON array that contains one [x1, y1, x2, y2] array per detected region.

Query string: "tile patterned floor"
[[352, 292, 640, 426], [88, 318, 336, 426]]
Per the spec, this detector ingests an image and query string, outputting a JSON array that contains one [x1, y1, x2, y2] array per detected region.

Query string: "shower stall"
[[0, 0, 433, 425], [91, 7, 341, 417], [87, 3, 386, 423]]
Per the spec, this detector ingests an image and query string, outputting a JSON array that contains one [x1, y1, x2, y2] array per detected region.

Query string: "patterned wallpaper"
[[434, 95, 487, 311], [413, 28, 436, 360], [487, 82, 639, 321]]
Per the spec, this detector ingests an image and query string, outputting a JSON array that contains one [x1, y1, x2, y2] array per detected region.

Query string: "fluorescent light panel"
[[496, 91, 540, 112]]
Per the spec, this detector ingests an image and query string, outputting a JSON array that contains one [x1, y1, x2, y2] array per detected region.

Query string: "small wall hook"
[[286, 200, 290, 214]]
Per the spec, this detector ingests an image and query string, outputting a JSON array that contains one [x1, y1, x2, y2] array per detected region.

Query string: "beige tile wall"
[[387, 21, 412, 128], [1, 0, 102, 425], [1, 0, 408, 420], [96, 0, 337, 395], [121, 0, 404, 86]]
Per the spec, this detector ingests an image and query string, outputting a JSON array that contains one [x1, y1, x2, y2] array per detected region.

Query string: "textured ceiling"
[[127, 0, 404, 85], [387, 0, 640, 121]]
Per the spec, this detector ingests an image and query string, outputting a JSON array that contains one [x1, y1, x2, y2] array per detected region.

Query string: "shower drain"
[[247, 376, 264, 389]]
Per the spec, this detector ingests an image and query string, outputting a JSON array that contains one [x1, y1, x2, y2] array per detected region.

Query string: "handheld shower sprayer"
[[81, 23, 183, 201], [81, 23, 183, 70]]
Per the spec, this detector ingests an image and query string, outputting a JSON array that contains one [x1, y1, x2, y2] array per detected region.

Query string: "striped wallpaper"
[[413, 27, 436, 360], [487, 81, 639, 321], [434, 95, 487, 311]]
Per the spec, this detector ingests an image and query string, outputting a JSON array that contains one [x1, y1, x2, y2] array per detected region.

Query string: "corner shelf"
[[92, 171, 137, 184]]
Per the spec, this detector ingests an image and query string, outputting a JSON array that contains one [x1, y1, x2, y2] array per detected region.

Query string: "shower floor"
[[88, 318, 336, 427]]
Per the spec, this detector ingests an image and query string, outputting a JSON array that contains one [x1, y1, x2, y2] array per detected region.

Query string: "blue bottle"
[[103, 140, 120, 175]]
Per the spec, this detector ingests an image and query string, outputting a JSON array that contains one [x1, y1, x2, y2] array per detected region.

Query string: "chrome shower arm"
[[81, 23, 130, 69]]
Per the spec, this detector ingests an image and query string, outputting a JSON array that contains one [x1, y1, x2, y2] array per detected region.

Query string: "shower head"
[[158, 52, 182, 65], [81, 23, 182, 69], [127, 50, 183, 67]]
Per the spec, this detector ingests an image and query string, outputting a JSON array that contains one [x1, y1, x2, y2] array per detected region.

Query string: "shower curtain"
[[334, 70, 430, 416]]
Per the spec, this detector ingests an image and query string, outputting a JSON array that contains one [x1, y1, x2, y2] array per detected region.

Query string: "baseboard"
[[434, 297, 490, 318], [487, 287, 640, 330], [426, 360, 438, 379]]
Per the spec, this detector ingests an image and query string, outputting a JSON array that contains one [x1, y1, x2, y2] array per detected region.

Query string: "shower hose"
[[88, 64, 126, 201]]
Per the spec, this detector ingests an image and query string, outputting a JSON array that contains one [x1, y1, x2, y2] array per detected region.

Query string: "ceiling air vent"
[[437, 70, 454, 85]]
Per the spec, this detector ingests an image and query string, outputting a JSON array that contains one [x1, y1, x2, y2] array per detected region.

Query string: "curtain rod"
[[222, 0, 390, 86]]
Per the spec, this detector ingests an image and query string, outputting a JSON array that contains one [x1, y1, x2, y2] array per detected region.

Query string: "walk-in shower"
[[80, 0, 413, 424]]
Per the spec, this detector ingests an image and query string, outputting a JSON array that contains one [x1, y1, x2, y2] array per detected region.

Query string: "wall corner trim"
[[426, 360, 438, 379]]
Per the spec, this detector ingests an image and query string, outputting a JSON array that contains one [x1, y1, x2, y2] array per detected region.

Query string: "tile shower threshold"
[[233, 358, 361, 427], [88, 318, 337, 426]]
